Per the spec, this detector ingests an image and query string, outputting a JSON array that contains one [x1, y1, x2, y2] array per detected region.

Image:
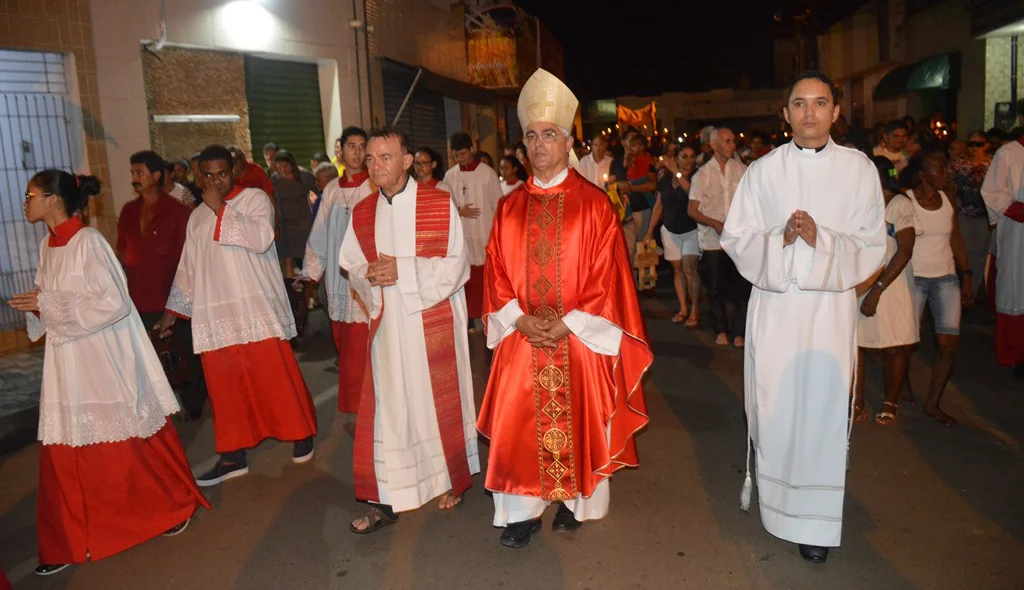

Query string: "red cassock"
[[477, 169, 652, 501], [331, 320, 368, 413], [0, 565, 11, 590], [200, 339, 318, 453], [37, 420, 210, 564]]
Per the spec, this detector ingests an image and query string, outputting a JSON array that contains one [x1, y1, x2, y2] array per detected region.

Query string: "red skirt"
[[995, 312, 1024, 367], [332, 320, 368, 413], [37, 420, 209, 564], [465, 265, 485, 318], [201, 338, 318, 453], [0, 565, 11, 590]]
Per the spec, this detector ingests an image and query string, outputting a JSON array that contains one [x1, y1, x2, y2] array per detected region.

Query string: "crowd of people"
[[3, 65, 1022, 582]]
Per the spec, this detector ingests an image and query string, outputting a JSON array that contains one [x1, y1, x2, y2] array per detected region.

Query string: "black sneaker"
[[195, 459, 249, 487], [164, 517, 191, 537], [292, 436, 315, 464], [34, 564, 70, 576]]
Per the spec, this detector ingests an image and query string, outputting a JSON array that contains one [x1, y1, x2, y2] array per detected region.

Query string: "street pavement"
[[0, 290, 1022, 589]]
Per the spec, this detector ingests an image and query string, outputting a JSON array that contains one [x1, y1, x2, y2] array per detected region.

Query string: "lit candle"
[[677, 136, 683, 143], [602, 173, 608, 182]]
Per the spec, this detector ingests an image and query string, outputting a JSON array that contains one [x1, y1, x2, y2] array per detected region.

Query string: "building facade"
[[817, 0, 986, 132]]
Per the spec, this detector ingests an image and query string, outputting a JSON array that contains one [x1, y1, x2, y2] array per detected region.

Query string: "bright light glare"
[[221, 1, 277, 49]]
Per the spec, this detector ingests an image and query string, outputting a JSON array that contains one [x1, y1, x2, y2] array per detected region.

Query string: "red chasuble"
[[349, 182, 473, 503], [478, 169, 652, 500]]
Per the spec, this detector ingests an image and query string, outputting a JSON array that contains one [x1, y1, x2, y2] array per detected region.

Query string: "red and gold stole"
[[350, 183, 472, 503], [524, 178, 577, 501]]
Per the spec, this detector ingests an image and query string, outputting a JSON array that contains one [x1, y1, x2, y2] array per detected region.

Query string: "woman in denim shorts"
[[902, 150, 974, 426]]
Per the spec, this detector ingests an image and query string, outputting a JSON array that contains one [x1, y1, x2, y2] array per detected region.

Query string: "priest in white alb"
[[157, 145, 318, 488], [720, 71, 886, 564], [443, 131, 503, 328], [980, 126, 1024, 380], [339, 128, 479, 534], [298, 126, 374, 413]]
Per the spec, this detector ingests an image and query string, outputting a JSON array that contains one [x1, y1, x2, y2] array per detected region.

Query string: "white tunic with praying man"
[[442, 162, 503, 266], [720, 139, 886, 547], [339, 180, 480, 511]]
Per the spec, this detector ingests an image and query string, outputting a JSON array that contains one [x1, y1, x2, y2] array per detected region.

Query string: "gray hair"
[[709, 127, 733, 145], [314, 162, 338, 176], [700, 125, 715, 145]]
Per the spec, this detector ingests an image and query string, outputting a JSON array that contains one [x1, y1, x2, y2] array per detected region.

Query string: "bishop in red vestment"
[[478, 69, 652, 549]]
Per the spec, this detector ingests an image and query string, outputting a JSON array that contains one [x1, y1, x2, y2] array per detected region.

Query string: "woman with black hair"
[[498, 154, 527, 195], [412, 146, 452, 193], [7, 170, 209, 576], [270, 150, 316, 277], [903, 149, 974, 425], [853, 156, 920, 424]]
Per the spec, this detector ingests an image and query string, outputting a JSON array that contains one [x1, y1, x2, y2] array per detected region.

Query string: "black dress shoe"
[[798, 544, 829, 563], [551, 503, 582, 532], [34, 564, 70, 576], [499, 518, 542, 548]]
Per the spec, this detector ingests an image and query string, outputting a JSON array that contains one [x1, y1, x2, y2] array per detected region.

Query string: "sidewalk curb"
[[0, 406, 38, 457]]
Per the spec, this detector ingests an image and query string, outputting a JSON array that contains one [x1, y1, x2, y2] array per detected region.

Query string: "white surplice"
[[981, 141, 1024, 316], [338, 180, 479, 512], [485, 166, 625, 526], [721, 139, 886, 547], [303, 176, 373, 323], [500, 180, 523, 197], [442, 163, 503, 266], [166, 188, 296, 352], [27, 227, 180, 446]]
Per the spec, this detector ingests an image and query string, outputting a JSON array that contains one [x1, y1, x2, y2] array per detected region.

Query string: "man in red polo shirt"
[[118, 150, 207, 420]]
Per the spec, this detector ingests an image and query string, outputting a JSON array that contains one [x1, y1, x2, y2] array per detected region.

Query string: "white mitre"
[[517, 68, 580, 169]]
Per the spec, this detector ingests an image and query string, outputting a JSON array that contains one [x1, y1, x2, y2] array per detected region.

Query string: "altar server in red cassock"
[[981, 135, 1024, 379], [9, 171, 208, 577], [339, 128, 479, 534], [299, 127, 374, 413], [157, 145, 317, 487], [478, 69, 653, 549], [443, 131, 503, 328]]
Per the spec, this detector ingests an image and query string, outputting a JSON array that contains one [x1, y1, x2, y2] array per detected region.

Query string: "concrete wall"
[[88, 0, 361, 215], [984, 37, 1024, 130]]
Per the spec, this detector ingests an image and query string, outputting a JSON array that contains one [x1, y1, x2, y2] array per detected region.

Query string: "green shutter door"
[[245, 56, 326, 166]]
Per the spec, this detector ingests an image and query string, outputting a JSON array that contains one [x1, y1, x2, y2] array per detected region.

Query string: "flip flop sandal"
[[875, 401, 899, 425], [671, 311, 687, 323], [685, 315, 699, 329], [349, 506, 398, 535], [438, 493, 464, 510]]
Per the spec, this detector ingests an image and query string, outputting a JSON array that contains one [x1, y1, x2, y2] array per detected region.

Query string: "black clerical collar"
[[793, 140, 828, 153], [381, 176, 411, 204]]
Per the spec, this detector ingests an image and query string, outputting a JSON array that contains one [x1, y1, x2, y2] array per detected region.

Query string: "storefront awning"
[[873, 53, 959, 101]]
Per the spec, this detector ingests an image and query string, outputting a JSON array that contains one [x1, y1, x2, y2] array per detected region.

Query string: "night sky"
[[514, 0, 868, 100]]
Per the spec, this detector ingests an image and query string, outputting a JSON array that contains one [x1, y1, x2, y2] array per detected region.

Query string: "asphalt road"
[[1, 292, 1022, 589]]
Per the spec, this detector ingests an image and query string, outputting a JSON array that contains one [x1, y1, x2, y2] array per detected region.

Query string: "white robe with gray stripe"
[[720, 139, 886, 547]]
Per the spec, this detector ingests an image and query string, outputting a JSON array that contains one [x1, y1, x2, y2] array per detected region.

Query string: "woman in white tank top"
[[903, 150, 974, 426]]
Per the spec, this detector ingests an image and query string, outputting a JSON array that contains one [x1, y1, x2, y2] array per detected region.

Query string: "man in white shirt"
[[688, 127, 749, 347], [443, 131, 503, 330], [721, 70, 886, 564], [578, 134, 613, 188], [873, 120, 908, 171]]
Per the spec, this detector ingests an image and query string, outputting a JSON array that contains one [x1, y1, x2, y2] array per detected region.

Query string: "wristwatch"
[[874, 280, 885, 291]]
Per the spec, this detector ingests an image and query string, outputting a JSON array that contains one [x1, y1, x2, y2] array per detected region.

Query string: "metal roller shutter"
[[245, 56, 326, 165], [381, 60, 448, 159]]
